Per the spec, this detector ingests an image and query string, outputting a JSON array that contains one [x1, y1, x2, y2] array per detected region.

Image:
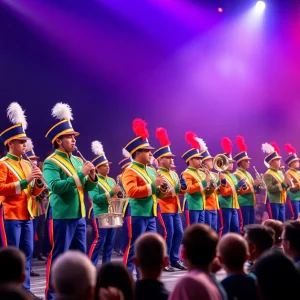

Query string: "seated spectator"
[[243, 225, 274, 273], [0, 247, 26, 286], [96, 262, 134, 300], [133, 232, 169, 300], [52, 250, 96, 300], [262, 219, 283, 251], [281, 220, 300, 270], [218, 233, 259, 300], [169, 224, 226, 300], [255, 250, 300, 300]]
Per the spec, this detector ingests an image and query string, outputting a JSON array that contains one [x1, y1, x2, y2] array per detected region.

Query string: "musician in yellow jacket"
[[0, 103, 44, 297]]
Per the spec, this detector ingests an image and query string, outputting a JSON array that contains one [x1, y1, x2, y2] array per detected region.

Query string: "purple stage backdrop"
[[0, 0, 300, 177]]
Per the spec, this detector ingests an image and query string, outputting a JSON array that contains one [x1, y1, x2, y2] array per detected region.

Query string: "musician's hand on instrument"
[[112, 185, 121, 194], [205, 173, 213, 183], [26, 168, 43, 183], [154, 176, 165, 188], [254, 179, 261, 186], [82, 161, 94, 176], [89, 167, 96, 179], [180, 175, 187, 190]]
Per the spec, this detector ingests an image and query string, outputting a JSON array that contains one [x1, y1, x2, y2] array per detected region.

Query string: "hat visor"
[[140, 145, 155, 150], [201, 156, 213, 161], [27, 156, 40, 160], [15, 136, 31, 141], [287, 158, 300, 164], [60, 131, 80, 137], [161, 154, 175, 158], [269, 155, 282, 162]]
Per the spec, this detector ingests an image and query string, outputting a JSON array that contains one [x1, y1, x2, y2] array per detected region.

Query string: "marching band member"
[[0, 102, 44, 299], [181, 132, 212, 225], [284, 144, 300, 220], [218, 137, 245, 236], [198, 138, 220, 233], [43, 103, 97, 300], [153, 127, 187, 272], [88, 141, 121, 266], [122, 118, 165, 279], [114, 150, 132, 256], [0, 199, 5, 248], [262, 142, 290, 222], [233, 136, 261, 227]]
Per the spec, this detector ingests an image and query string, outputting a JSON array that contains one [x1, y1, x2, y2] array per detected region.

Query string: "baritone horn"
[[213, 154, 230, 172]]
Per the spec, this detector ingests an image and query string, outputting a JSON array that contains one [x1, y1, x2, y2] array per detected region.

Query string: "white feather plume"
[[26, 139, 34, 150], [262, 143, 274, 154], [7, 102, 28, 130], [122, 148, 132, 160], [51, 103, 74, 120], [91, 140, 104, 156], [195, 137, 207, 151]]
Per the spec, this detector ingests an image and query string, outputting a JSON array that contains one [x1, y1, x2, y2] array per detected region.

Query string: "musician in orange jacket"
[[0, 103, 44, 297], [154, 127, 187, 272]]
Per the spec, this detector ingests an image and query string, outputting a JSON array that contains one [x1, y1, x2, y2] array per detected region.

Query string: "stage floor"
[[31, 254, 227, 299]]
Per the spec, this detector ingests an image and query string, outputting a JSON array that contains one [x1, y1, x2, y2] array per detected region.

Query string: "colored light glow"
[[218, 7, 223, 13], [256, 1, 266, 12]]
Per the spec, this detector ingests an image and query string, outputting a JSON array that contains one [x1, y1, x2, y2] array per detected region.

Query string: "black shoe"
[[28, 290, 43, 300], [171, 261, 187, 271], [38, 254, 47, 261], [30, 269, 40, 277], [163, 265, 176, 272]]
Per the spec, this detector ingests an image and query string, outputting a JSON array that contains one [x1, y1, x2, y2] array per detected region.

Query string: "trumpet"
[[280, 166, 295, 189], [23, 153, 48, 188], [253, 166, 267, 189], [213, 154, 230, 172], [200, 163, 218, 189], [150, 160, 172, 194]]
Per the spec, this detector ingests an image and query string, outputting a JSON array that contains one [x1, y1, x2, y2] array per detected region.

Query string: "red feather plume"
[[156, 127, 170, 147], [269, 142, 280, 155], [132, 118, 149, 140], [221, 137, 233, 155], [236, 136, 247, 152], [284, 143, 296, 155], [185, 131, 200, 150]]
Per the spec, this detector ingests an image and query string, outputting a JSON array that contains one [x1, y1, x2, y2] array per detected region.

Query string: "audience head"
[[217, 233, 249, 273], [282, 220, 300, 257], [0, 247, 26, 285], [255, 250, 300, 300], [52, 250, 96, 300], [263, 219, 283, 246], [134, 232, 168, 279], [0, 284, 31, 300], [182, 224, 218, 271], [96, 263, 134, 300], [244, 224, 274, 262]]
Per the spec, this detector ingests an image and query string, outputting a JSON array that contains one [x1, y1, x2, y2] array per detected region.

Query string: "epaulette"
[[44, 153, 56, 161], [72, 155, 83, 163], [0, 157, 8, 161]]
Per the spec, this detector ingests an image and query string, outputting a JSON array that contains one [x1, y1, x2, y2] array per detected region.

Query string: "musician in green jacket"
[[87, 140, 121, 266], [43, 103, 97, 300]]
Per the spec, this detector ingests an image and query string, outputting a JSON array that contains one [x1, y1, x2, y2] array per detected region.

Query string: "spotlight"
[[218, 7, 223, 13], [255, 1, 266, 12]]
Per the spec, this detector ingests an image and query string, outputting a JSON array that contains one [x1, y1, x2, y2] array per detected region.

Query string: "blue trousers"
[[288, 200, 300, 220], [123, 216, 156, 280], [116, 218, 128, 252], [45, 218, 86, 300], [219, 208, 239, 236], [4, 220, 33, 290], [186, 210, 205, 225], [88, 213, 116, 266], [205, 210, 218, 232], [270, 203, 285, 222], [158, 213, 183, 265], [240, 206, 255, 227]]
